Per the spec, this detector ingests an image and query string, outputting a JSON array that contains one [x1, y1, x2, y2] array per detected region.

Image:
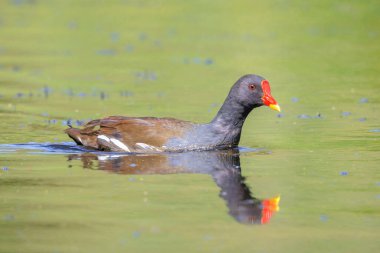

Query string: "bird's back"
[[65, 116, 194, 152]]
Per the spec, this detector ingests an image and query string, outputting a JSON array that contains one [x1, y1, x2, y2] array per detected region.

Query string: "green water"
[[1, 0, 379, 252]]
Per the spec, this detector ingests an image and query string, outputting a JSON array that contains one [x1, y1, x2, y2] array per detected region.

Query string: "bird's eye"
[[248, 84, 256, 91]]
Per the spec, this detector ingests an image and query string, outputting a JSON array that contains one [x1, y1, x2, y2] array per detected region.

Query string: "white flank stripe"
[[136, 142, 160, 151], [97, 135, 110, 142], [110, 138, 131, 152], [77, 137, 82, 143]]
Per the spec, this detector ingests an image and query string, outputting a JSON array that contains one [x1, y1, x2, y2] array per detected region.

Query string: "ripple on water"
[[0, 142, 265, 156], [0, 142, 87, 155]]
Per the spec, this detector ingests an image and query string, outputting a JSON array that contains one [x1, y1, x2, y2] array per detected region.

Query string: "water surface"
[[1, 1, 379, 253]]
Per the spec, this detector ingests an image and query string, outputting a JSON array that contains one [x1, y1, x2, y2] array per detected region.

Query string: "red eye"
[[249, 84, 256, 91]]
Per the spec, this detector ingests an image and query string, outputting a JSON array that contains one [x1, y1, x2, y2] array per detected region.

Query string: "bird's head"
[[232, 74, 281, 112]]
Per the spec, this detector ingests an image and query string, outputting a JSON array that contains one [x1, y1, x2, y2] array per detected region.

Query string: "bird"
[[65, 74, 280, 152]]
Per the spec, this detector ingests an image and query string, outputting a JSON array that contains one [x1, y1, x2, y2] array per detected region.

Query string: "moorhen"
[[65, 74, 280, 152]]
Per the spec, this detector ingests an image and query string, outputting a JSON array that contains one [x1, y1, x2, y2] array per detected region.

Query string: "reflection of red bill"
[[261, 195, 281, 224], [261, 80, 281, 112]]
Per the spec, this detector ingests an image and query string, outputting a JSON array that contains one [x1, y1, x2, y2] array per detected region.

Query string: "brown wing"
[[65, 116, 193, 152]]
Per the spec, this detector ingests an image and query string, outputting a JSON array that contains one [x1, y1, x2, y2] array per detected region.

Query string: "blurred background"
[[0, 0, 378, 144], [0, 1, 379, 253]]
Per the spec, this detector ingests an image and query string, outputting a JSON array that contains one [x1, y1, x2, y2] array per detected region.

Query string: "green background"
[[0, 1, 379, 252]]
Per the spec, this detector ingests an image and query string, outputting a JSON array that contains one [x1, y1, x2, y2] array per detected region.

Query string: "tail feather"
[[65, 128, 83, 145], [65, 127, 100, 149]]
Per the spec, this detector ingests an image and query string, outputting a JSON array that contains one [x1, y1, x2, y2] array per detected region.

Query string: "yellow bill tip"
[[269, 104, 281, 112]]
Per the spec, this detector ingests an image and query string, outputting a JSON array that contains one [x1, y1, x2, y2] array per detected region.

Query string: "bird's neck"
[[208, 98, 254, 146], [211, 98, 252, 132]]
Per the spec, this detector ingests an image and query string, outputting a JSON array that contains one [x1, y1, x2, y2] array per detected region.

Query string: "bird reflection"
[[67, 149, 280, 225]]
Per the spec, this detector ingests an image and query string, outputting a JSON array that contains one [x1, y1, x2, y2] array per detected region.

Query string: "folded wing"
[[65, 116, 193, 152]]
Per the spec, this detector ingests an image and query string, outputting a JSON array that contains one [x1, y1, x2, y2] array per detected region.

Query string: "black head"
[[229, 74, 280, 112]]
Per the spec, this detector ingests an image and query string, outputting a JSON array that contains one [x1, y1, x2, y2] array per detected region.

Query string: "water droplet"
[[3, 214, 14, 221], [110, 32, 120, 42], [341, 112, 351, 117], [15, 92, 24, 98], [48, 119, 57, 125], [320, 214, 328, 222], [132, 231, 141, 238], [97, 49, 116, 56], [139, 33, 147, 41], [154, 40, 162, 47], [12, 66, 21, 72], [43, 85, 52, 98], [298, 114, 311, 119], [67, 21, 78, 30], [193, 57, 201, 64], [125, 44, 134, 52], [120, 90, 134, 97], [291, 97, 299, 103], [204, 58, 214, 65], [75, 120, 84, 126], [100, 91, 106, 100]]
